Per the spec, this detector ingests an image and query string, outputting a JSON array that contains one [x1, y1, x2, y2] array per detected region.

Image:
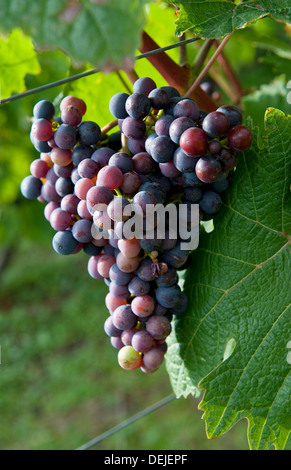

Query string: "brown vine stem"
[[179, 33, 188, 66], [139, 31, 217, 112], [185, 34, 232, 98], [124, 69, 140, 86], [115, 71, 132, 94], [213, 39, 244, 101], [101, 119, 118, 136], [208, 66, 238, 103], [193, 39, 214, 74]]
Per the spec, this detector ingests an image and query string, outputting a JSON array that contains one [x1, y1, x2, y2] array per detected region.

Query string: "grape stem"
[[115, 71, 133, 94], [121, 133, 130, 155], [101, 119, 118, 136], [213, 40, 244, 101], [179, 33, 188, 66], [185, 34, 233, 98], [124, 69, 140, 86], [208, 66, 238, 103], [193, 39, 214, 74]]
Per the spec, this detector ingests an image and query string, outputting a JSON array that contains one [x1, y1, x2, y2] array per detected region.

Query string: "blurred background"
[[0, 6, 290, 449]]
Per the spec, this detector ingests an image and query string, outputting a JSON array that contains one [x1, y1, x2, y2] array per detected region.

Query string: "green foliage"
[[0, 241, 248, 450], [0, 29, 40, 99], [0, 0, 290, 452], [169, 0, 291, 38], [0, 0, 150, 69], [166, 108, 291, 450]]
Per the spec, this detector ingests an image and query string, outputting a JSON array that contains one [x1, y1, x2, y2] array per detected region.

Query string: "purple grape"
[[20, 175, 42, 200], [52, 230, 79, 256], [78, 159, 99, 179], [109, 281, 131, 300], [109, 264, 132, 286], [133, 77, 157, 96], [128, 276, 151, 296], [54, 124, 77, 150], [202, 111, 230, 139], [72, 219, 93, 243], [148, 88, 170, 109], [216, 105, 243, 128], [108, 152, 133, 174], [199, 190, 222, 215], [195, 156, 222, 183], [173, 147, 198, 173], [33, 100, 55, 120], [125, 93, 151, 119], [109, 92, 130, 119], [112, 305, 138, 331], [146, 315, 171, 340], [173, 99, 200, 122], [132, 330, 154, 353], [78, 121, 101, 146], [150, 135, 177, 163], [122, 117, 146, 139]]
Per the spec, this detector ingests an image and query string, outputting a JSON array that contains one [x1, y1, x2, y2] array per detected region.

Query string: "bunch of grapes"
[[20, 76, 252, 373]]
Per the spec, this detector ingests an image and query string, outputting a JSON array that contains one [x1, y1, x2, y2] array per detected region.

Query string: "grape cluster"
[[21, 76, 252, 374]]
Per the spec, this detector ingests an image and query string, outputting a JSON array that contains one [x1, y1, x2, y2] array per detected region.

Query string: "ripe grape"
[[133, 76, 157, 96], [109, 92, 130, 119], [21, 175, 42, 200], [143, 348, 165, 370], [33, 100, 55, 120], [78, 121, 101, 146], [125, 93, 151, 119], [180, 127, 208, 157], [50, 208, 72, 231], [96, 166, 124, 190], [195, 156, 222, 183], [132, 331, 154, 353], [112, 305, 137, 330], [148, 88, 170, 109], [54, 124, 77, 150], [131, 295, 155, 318], [202, 111, 230, 138], [199, 190, 222, 215], [150, 135, 177, 163], [228, 125, 253, 151], [146, 315, 171, 340], [78, 158, 99, 179], [60, 96, 87, 116], [173, 99, 200, 122], [216, 105, 243, 128], [52, 230, 79, 256], [61, 106, 82, 127], [72, 219, 93, 243]]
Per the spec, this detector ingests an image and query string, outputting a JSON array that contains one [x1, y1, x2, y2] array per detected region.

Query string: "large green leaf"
[[0, 29, 40, 98], [166, 108, 291, 450], [169, 1, 291, 38], [0, 0, 149, 68]]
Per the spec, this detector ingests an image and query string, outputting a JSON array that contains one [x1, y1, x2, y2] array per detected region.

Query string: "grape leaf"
[[0, 0, 149, 69], [168, 1, 291, 38], [166, 108, 291, 450], [0, 29, 40, 98], [242, 78, 291, 135]]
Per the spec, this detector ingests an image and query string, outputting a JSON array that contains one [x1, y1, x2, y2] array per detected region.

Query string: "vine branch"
[[185, 34, 232, 98]]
